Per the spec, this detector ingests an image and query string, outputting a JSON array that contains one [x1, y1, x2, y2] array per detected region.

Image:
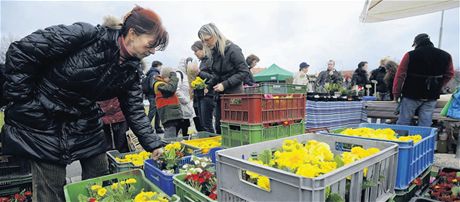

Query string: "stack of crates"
[[221, 83, 307, 147]]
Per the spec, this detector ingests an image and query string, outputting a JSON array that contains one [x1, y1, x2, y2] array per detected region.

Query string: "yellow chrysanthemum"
[[257, 176, 270, 191], [296, 164, 321, 178], [111, 182, 118, 190], [126, 178, 137, 184], [97, 188, 107, 197], [91, 185, 102, 191]]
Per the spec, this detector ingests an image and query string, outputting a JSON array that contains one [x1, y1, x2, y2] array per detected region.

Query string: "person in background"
[[370, 57, 389, 100], [191, 41, 215, 133], [243, 54, 260, 86], [393, 33, 454, 126], [316, 59, 343, 90], [154, 67, 183, 138], [145, 61, 164, 133], [97, 98, 129, 152], [342, 75, 353, 90], [1, 6, 166, 201], [175, 68, 195, 138], [293, 62, 312, 92], [383, 60, 398, 101], [198, 23, 250, 134], [184, 57, 205, 133], [351, 61, 369, 88]]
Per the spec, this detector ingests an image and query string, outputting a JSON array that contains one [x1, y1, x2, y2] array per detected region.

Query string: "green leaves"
[[258, 149, 272, 165], [334, 154, 344, 168]]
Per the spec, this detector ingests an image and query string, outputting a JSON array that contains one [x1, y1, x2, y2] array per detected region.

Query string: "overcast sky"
[[1, 0, 459, 74]]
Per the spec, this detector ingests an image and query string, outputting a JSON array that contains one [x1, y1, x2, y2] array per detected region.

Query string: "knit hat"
[[299, 62, 310, 71]]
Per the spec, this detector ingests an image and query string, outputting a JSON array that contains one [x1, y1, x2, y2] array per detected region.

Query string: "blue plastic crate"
[[208, 147, 223, 163], [144, 154, 206, 196], [323, 123, 437, 190]]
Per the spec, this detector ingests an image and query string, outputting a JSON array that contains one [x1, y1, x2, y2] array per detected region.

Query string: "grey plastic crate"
[[216, 133, 398, 202]]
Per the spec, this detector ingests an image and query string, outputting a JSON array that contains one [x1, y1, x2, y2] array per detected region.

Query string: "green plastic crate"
[[221, 120, 305, 148], [64, 169, 179, 202], [173, 173, 217, 202], [106, 150, 144, 174], [244, 83, 288, 94], [287, 84, 308, 94]]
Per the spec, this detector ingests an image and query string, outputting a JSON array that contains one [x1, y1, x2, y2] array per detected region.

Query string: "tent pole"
[[438, 10, 444, 48]]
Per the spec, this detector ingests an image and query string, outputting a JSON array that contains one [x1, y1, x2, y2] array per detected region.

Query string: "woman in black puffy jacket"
[[2, 6, 167, 201], [197, 23, 250, 134]]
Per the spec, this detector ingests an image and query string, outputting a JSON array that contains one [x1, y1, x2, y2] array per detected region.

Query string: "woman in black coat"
[[351, 61, 370, 87], [2, 6, 167, 201], [198, 23, 250, 134]]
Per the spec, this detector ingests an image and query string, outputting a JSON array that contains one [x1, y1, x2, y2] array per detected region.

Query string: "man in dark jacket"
[[370, 58, 389, 100], [393, 33, 454, 126], [145, 60, 164, 133], [316, 59, 343, 91], [1, 6, 167, 201]]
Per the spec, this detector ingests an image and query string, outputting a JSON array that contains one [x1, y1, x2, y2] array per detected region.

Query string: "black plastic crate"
[[0, 154, 31, 180], [0, 175, 32, 197]]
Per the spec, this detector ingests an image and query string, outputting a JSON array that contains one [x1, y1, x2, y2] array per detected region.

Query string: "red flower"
[[89, 198, 97, 202], [209, 192, 217, 200], [24, 191, 32, 197]]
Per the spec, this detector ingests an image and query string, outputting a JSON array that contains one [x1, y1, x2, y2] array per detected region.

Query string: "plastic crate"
[[244, 83, 289, 94], [107, 150, 144, 174], [216, 134, 398, 202], [181, 136, 221, 154], [412, 167, 460, 202], [63, 169, 179, 202], [144, 155, 206, 196], [221, 94, 306, 124], [221, 120, 305, 148], [173, 173, 217, 202], [392, 166, 432, 202], [324, 123, 437, 190], [0, 154, 31, 180], [0, 175, 32, 197]]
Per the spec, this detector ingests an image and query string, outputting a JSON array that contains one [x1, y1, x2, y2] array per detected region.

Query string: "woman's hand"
[[213, 83, 225, 92], [151, 147, 163, 160]]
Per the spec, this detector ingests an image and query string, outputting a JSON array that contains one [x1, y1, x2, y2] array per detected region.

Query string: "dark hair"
[[358, 61, 368, 69], [384, 60, 398, 86], [151, 60, 162, 68], [191, 40, 203, 52], [121, 5, 169, 51], [246, 54, 260, 67]]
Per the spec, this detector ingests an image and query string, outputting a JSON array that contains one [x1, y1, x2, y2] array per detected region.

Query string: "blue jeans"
[[397, 97, 437, 127], [200, 96, 215, 133]]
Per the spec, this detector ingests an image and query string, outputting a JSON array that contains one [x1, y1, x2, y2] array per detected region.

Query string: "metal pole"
[[438, 10, 444, 48]]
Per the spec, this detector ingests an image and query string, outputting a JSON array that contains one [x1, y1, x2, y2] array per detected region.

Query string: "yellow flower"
[[126, 178, 137, 184], [296, 164, 320, 178], [91, 185, 102, 191], [257, 176, 270, 191], [120, 180, 126, 186], [144, 191, 156, 198], [97, 188, 107, 197], [111, 182, 118, 189], [158, 197, 169, 202]]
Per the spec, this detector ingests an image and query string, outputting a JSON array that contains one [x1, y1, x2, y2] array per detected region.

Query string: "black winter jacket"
[[1, 22, 163, 164], [351, 68, 369, 87], [369, 66, 387, 93], [207, 42, 249, 94]]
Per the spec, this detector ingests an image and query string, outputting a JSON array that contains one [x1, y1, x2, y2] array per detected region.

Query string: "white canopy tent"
[[360, 0, 459, 23]]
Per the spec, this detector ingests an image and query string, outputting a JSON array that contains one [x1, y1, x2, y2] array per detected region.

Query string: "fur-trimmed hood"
[[102, 15, 122, 29]]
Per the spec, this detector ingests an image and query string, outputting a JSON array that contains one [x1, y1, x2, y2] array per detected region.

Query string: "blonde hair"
[[380, 56, 390, 66], [160, 67, 174, 78], [198, 23, 228, 57]]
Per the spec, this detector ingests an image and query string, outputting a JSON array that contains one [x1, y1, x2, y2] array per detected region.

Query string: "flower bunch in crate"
[[0, 190, 32, 202], [156, 142, 185, 174], [180, 156, 217, 200], [115, 151, 151, 167], [244, 139, 381, 200], [340, 128, 422, 143], [423, 169, 460, 201], [77, 178, 169, 202]]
